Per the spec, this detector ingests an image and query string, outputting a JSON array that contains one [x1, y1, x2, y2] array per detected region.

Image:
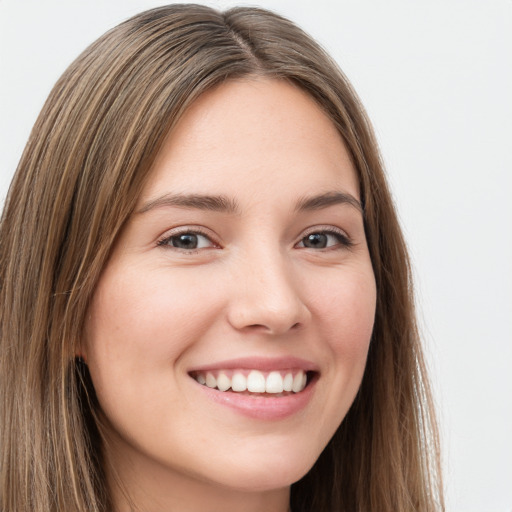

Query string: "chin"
[[206, 445, 319, 493]]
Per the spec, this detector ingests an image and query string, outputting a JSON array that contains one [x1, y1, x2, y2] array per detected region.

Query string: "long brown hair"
[[0, 4, 443, 511]]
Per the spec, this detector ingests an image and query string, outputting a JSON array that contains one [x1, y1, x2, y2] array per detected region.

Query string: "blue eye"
[[158, 231, 214, 250], [297, 230, 351, 249]]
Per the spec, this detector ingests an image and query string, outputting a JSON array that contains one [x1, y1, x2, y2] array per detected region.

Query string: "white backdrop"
[[1, 1, 511, 510]]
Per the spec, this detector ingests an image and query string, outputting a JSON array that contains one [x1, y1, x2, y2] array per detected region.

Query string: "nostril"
[[244, 321, 302, 334], [246, 323, 267, 330], [226, 291, 310, 334]]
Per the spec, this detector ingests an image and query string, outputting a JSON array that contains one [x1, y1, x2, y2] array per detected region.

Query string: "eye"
[[296, 230, 352, 250], [158, 230, 215, 251]]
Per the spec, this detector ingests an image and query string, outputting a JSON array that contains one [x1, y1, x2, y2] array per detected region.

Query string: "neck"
[[111, 474, 291, 512], [105, 440, 291, 512]]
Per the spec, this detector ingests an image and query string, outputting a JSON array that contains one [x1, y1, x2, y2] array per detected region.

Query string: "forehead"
[[141, 78, 359, 205]]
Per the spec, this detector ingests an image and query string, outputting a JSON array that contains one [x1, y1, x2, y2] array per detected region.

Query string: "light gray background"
[[1, 1, 511, 510]]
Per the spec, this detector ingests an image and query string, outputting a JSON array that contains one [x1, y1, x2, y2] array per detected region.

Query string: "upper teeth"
[[194, 369, 308, 394]]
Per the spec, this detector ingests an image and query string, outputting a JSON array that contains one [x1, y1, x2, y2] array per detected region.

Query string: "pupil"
[[304, 233, 327, 248], [173, 234, 198, 249]]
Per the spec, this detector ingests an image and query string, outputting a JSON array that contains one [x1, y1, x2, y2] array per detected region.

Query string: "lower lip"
[[194, 376, 317, 420]]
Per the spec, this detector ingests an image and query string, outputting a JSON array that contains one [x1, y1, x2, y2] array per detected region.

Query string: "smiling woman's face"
[[84, 78, 376, 510]]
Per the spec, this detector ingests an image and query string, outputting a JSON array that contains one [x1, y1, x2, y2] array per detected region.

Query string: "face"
[[84, 79, 376, 507]]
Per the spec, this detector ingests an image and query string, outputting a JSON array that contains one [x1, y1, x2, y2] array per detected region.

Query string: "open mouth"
[[189, 369, 316, 395]]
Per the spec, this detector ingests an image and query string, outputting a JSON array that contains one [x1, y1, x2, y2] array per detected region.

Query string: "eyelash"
[[157, 228, 217, 253], [156, 226, 353, 252], [296, 227, 353, 250]]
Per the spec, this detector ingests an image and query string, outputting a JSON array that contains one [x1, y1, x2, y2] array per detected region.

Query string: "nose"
[[226, 248, 311, 336]]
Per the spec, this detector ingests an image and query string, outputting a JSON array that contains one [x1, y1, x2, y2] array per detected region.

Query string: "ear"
[[76, 314, 93, 363], [75, 354, 87, 364], [75, 340, 88, 363]]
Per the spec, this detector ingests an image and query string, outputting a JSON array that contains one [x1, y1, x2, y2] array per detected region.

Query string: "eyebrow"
[[137, 190, 362, 216], [295, 191, 363, 213], [137, 193, 240, 215]]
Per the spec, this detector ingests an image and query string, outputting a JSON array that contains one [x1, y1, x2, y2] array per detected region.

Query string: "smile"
[[191, 369, 309, 394], [188, 357, 319, 419]]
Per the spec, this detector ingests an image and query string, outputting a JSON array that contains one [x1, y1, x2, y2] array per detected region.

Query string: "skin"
[[84, 78, 377, 512]]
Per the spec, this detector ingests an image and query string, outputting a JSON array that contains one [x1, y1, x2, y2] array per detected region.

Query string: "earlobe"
[[75, 341, 88, 364], [76, 325, 91, 363], [75, 355, 87, 365]]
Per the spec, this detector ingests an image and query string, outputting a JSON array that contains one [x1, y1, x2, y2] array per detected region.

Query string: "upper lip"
[[188, 356, 319, 374]]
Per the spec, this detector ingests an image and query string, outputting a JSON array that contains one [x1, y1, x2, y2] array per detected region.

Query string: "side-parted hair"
[[0, 4, 444, 511]]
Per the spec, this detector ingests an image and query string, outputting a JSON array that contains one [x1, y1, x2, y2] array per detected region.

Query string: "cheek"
[[309, 266, 376, 361], [84, 266, 224, 384], [83, 266, 227, 439]]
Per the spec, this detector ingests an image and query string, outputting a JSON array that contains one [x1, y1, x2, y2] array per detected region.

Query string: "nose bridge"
[[227, 240, 309, 334]]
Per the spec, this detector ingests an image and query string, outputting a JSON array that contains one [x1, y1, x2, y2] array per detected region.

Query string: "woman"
[[0, 4, 444, 512]]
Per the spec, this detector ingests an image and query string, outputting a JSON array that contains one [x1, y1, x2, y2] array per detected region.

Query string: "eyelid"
[[296, 226, 353, 249], [156, 226, 219, 250]]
